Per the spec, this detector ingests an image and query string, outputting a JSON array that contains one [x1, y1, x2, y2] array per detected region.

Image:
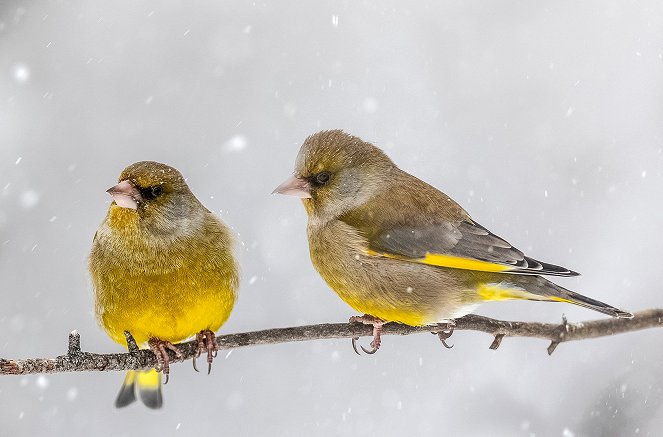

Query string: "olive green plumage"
[[89, 161, 239, 408], [275, 130, 632, 326]]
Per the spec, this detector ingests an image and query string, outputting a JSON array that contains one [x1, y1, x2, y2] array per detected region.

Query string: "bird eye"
[[313, 171, 331, 186], [140, 185, 163, 200]]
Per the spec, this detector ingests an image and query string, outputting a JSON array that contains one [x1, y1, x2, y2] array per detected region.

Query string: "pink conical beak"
[[272, 175, 312, 198], [107, 180, 142, 210]]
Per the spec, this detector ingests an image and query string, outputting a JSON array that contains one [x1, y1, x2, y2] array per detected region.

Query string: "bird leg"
[[349, 314, 385, 355], [148, 338, 183, 383], [192, 329, 218, 374], [431, 320, 456, 349]]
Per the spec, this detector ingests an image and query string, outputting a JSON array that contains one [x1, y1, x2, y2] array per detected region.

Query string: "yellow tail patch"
[[477, 283, 553, 302], [547, 296, 574, 304], [116, 369, 162, 409], [136, 368, 161, 390], [122, 370, 137, 387]]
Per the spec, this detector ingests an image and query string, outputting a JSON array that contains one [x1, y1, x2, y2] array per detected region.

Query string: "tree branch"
[[1, 309, 661, 376]]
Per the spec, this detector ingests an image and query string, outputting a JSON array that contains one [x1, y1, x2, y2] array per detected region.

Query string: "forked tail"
[[115, 369, 163, 409], [477, 275, 633, 318]]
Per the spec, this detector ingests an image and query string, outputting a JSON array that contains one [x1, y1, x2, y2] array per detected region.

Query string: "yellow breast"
[[90, 206, 239, 347], [308, 219, 436, 327]]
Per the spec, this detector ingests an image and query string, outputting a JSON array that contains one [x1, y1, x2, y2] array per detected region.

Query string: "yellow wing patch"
[[421, 253, 512, 273], [367, 249, 512, 273]]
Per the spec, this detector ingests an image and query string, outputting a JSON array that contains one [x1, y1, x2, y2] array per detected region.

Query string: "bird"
[[89, 161, 239, 408], [273, 130, 633, 354]]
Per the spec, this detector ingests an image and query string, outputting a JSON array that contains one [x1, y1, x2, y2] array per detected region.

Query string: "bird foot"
[[192, 329, 218, 374], [148, 338, 183, 383], [431, 320, 456, 349], [349, 314, 385, 355]]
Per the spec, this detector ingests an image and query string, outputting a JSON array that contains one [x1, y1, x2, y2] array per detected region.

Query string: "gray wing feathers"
[[371, 220, 579, 277]]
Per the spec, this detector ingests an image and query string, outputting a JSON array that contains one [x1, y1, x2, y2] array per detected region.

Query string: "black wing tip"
[[525, 256, 580, 277]]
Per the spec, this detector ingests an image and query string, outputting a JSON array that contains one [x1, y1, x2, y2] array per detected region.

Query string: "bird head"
[[273, 130, 396, 220], [106, 161, 202, 234]]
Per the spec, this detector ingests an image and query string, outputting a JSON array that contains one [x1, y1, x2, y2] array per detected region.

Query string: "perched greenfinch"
[[274, 130, 632, 353], [89, 161, 239, 408]]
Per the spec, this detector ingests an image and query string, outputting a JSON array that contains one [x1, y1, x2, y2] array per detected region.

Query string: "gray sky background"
[[1, 1, 662, 436]]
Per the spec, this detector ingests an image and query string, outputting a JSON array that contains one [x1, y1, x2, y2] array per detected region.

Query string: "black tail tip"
[[139, 389, 163, 409], [115, 384, 137, 408], [615, 309, 634, 319]]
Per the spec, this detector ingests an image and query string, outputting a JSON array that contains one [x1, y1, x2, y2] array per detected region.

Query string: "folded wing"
[[368, 220, 578, 276]]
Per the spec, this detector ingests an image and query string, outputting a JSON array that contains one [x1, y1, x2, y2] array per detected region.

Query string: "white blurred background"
[[1, 1, 662, 436]]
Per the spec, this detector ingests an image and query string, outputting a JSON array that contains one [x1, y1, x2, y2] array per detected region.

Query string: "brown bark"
[[2, 309, 660, 375]]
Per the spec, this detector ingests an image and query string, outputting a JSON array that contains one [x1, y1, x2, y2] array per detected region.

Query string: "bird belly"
[[94, 270, 236, 346], [308, 220, 477, 326]]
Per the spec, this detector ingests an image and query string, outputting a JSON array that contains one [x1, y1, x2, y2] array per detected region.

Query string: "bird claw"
[[148, 338, 183, 382], [192, 356, 199, 373], [432, 321, 456, 349], [351, 337, 361, 355], [438, 336, 454, 349], [192, 344, 201, 373], [349, 314, 384, 355], [351, 336, 379, 355], [195, 329, 218, 374]]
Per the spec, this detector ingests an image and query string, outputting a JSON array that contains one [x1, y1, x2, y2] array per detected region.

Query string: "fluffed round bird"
[[273, 130, 633, 353], [89, 161, 239, 408]]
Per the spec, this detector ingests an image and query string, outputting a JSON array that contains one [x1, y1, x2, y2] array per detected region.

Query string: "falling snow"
[[0, 2, 660, 436], [12, 63, 30, 83], [223, 135, 248, 153], [363, 97, 379, 113], [19, 190, 39, 209], [35, 375, 50, 390], [66, 387, 78, 401]]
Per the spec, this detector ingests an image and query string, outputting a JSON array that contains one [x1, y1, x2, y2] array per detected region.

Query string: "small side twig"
[[489, 334, 506, 350], [68, 330, 81, 356], [547, 315, 569, 355], [124, 331, 140, 355]]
